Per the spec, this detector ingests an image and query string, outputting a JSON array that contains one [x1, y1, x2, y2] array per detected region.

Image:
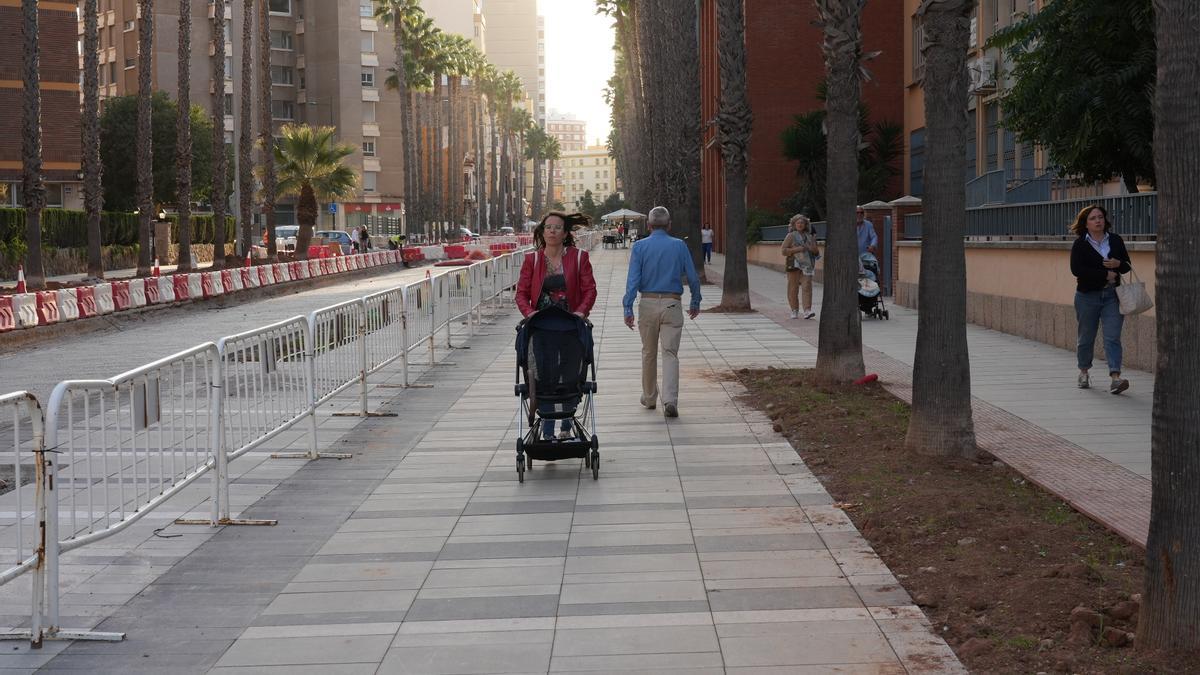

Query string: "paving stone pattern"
[[4, 247, 962, 673], [707, 254, 1151, 547]]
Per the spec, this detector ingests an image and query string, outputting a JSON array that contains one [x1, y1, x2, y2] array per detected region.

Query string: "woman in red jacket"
[[515, 212, 597, 319], [515, 211, 597, 440]]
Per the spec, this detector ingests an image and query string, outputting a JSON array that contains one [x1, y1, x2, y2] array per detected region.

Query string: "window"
[[911, 15, 926, 83], [224, 130, 234, 144], [271, 100, 295, 120], [271, 65, 294, 85], [45, 184, 64, 208], [0, 183, 18, 207], [268, 0, 290, 14], [361, 68, 375, 88], [965, 113, 978, 180], [361, 32, 375, 53], [1003, 126, 1016, 175], [124, 57, 135, 69], [224, 93, 234, 115], [362, 101, 376, 123], [359, 0, 373, 17], [224, 23, 231, 44], [1020, 140, 1036, 177], [363, 171, 378, 192], [909, 128, 925, 197], [108, 62, 117, 83], [362, 140, 376, 157], [985, 102, 999, 171], [123, 20, 135, 31], [225, 56, 234, 77], [270, 30, 293, 50]]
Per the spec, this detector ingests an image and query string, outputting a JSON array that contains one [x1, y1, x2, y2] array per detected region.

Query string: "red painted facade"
[[701, 1, 905, 251]]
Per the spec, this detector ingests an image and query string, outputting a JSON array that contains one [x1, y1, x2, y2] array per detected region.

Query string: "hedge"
[[0, 208, 236, 252]]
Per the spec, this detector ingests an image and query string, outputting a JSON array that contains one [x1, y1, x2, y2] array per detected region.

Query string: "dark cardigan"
[[1070, 232, 1132, 292]]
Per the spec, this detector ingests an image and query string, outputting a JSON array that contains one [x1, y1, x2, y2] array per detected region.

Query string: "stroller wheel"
[[591, 434, 599, 451], [884, 310, 890, 320], [517, 455, 525, 483], [584, 453, 590, 469], [591, 450, 600, 480]]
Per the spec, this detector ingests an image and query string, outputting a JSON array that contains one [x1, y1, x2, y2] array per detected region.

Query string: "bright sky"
[[540, 0, 616, 145]]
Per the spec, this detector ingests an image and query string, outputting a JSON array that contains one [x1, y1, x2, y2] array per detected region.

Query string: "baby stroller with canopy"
[[858, 252, 889, 320], [514, 305, 600, 483]]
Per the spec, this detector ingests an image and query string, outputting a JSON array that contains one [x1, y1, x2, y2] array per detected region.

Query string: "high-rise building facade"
[[1, 2, 82, 209], [546, 111, 586, 204], [483, 0, 543, 124], [80, 0, 408, 233], [423, 0, 486, 52]]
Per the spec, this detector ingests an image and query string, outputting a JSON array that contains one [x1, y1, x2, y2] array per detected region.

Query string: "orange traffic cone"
[[244, 252, 252, 267], [152, 258, 161, 277], [15, 264, 26, 294]]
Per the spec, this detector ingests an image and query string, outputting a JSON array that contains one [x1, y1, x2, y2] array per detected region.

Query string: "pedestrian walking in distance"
[[1069, 204, 1131, 394], [701, 224, 714, 264], [623, 206, 702, 418]]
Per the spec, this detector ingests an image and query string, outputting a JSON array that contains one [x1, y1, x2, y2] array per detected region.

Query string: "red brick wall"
[[743, 1, 905, 214], [0, 4, 82, 183]]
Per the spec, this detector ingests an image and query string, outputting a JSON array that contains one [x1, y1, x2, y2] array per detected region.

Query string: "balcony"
[[295, 19, 305, 35], [361, 18, 378, 31], [363, 158, 382, 172], [296, 54, 305, 70], [362, 123, 380, 137], [361, 88, 380, 102], [361, 52, 379, 67]]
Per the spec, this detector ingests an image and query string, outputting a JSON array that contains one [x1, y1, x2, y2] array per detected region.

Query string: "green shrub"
[[747, 208, 786, 245]]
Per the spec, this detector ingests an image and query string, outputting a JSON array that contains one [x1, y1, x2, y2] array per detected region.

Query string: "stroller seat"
[[514, 305, 600, 482]]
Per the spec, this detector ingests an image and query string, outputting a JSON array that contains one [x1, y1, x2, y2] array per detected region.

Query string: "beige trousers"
[[787, 269, 813, 312], [638, 296, 684, 407]]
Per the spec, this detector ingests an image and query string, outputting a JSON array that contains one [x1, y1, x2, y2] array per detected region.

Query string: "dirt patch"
[[733, 368, 1197, 674], [704, 304, 756, 314]]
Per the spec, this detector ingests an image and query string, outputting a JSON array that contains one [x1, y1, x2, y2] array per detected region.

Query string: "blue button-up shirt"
[[856, 220, 878, 255], [623, 229, 702, 317]]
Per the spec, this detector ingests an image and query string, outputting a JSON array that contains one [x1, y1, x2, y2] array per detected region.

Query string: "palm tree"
[[375, 0, 421, 236], [904, 0, 977, 458], [1139, 0, 1200, 652], [175, 0, 195, 272], [82, 0, 104, 279], [237, 0, 254, 266], [211, 0, 229, 267], [258, 0, 277, 259], [272, 125, 357, 258], [135, 0, 155, 276], [813, 0, 867, 382], [715, 0, 752, 311], [20, 0, 46, 289], [524, 125, 548, 215], [544, 135, 561, 213], [509, 106, 534, 225]]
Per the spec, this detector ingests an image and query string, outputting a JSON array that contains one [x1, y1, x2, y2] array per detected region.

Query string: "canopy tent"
[[600, 208, 647, 221]]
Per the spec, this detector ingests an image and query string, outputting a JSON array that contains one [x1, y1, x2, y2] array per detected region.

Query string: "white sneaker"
[[803, 310, 816, 319], [789, 310, 799, 319]]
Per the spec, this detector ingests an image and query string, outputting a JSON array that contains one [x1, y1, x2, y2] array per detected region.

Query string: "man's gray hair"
[[647, 206, 671, 228]]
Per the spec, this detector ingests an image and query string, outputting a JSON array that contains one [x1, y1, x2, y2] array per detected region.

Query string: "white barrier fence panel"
[[363, 288, 405, 379], [0, 392, 46, 644], [309, 301, 365, 408], [218, 318, 313, 464]]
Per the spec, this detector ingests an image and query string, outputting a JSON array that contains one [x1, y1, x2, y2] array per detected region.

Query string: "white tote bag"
[[1116, 267, 1154, 315]]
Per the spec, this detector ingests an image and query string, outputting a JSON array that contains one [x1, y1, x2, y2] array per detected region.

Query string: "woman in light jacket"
[[781, 214, 819, 319]]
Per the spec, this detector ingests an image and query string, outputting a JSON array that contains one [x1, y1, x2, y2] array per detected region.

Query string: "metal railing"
[[901, 192, 1158, 240], [0, 237, 601, 647]]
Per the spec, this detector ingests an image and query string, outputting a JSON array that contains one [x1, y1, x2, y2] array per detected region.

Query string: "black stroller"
[[514, 305, 600, 483], [858, 253, 889, 320]]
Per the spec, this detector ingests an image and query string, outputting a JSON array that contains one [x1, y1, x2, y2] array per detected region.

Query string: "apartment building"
[[561, 144, 618, 210], [80, 0, 407, 233], [483, 0, 543, 124], [1, 2, 82, 209], [546, 111, 586, 204], [903, 0, 1047, 198]]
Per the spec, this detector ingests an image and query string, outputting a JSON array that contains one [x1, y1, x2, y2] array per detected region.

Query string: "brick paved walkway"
[[4, 247, 961, 673], [705, 253, 1151, 548]]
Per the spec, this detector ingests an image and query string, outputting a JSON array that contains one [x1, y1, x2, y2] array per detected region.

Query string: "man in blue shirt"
[[623, 206, 702, 418], [856, 206, 878, 256]]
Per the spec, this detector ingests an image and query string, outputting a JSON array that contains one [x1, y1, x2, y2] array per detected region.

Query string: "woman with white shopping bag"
[[1069, 205, 1134, 394]]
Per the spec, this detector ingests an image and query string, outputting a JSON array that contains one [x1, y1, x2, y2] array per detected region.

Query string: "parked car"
[[315, 230, 353, 255], [499, 226, 515, 236], [457, 227, 479, 242], [274, 226, 299, 251]]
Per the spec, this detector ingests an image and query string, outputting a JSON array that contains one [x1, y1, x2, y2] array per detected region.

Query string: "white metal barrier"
[[1, 245, 541, 647]]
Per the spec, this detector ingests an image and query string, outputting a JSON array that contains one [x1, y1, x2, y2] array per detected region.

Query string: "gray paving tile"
[[377, 642, 553, 674], [214, 634, 393, 667], [402, 594, 560, 621], [707, 586, 865, 612]]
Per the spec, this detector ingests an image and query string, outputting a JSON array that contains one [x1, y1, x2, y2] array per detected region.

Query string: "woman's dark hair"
[[533, 211, 589, 249], [1069, 204, 1112, 237]]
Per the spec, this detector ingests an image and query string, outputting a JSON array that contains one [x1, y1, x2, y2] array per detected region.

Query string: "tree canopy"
[[99, 92, 225, 211], [988, 0, 1155, 191]]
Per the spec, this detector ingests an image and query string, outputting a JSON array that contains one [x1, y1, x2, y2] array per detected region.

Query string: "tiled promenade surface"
[[2, 247, 961, 673], [706, 253, 1152, 547]]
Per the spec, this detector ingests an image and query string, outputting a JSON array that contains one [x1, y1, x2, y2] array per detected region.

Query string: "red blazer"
[[515, 247, 597, 318]]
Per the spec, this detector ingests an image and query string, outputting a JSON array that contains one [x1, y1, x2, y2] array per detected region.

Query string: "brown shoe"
[[664, 403, 678, 418], [640, 398, 656, 410]]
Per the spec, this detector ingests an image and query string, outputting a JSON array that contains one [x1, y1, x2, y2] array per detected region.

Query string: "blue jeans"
[[1075, 288, 1124, 373], [539, 401, 574, 438], [702, 242, 713, 263]]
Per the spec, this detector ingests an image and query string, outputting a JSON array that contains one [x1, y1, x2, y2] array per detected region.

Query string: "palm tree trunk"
[[814, 0, 866, 382], [1139, 0, 1200, 652], [904, 0, 977, 457], [449, 77, 460, 226], [489, 107, 499, 230], [20, 0, 46, 290], [547, 157, 555, 209], [82, 0, 104, 279], [237, 0, 254, 267], [434, 76, 444, 229], [476, 96, 486, 230], [389, 17, 414, 237], [715, 0, 752, 311], [176, 0, 194, 272], [135, 0, 155, 276], [259, 0, 277, 259], [211, 0, 229, 267]]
